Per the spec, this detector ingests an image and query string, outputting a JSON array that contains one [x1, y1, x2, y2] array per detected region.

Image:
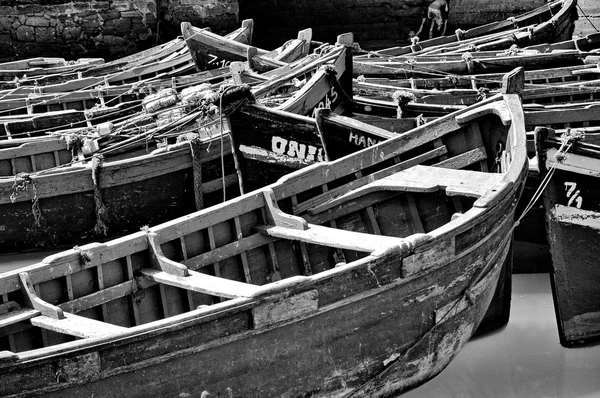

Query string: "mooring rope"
[[515, 128, 585, 226], [91, 154, 109, 235]]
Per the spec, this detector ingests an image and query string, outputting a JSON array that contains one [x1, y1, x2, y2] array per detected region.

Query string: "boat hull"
[[1, 210, 512, 398]]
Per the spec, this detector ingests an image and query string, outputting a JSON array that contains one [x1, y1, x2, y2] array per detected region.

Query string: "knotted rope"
[[392, 90, 416, 119], [10, 172, 42, 227], [462, 52, 475, 74], [516, 128, 585, 227], [477, 87, 490, 101], [91, 154, 109, 236], [415, 114, 428, 126]]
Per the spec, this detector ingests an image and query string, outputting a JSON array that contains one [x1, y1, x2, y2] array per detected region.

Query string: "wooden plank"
[[292, 146, 449, 215], [96, 264, 110, 322], [434, 146, 487, 169], [147, 231, 189, 277], [184, 233, 273, 271], [30, 312, 127, 338], [406, 194, 425, 233], [179, 237, 196, 310], [253, 290, 318, 329], [234, 216, 253, 283], [308, 165, 505, 214], [19, 273, 64, 319], [137, 268, 261, 299], [255, 223, 402, 254], [59, 281, 135, 314], [0, 307, 40, 329]]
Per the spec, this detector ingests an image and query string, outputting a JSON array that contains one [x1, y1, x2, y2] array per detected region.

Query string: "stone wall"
[[0, 0, 239, 62]]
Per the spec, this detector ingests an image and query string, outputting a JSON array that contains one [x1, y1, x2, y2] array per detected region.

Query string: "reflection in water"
[[0, 250, 59, 273], [403, 274, 600, 398], [0, 256, 599, 397]]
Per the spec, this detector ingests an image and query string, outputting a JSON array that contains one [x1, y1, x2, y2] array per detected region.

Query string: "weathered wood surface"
[[533, 124, 600, 346], [0, 90, 526, 397]]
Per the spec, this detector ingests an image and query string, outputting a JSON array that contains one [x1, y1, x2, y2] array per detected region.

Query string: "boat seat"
[[308, 165, 506, 215], [137, 268, 262, 299], [30, 312, 127, 338], [0, 301, 40, 329], [255, 223, 403, 254]]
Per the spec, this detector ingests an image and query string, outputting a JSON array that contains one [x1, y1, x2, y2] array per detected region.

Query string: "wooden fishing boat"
[[0, 34, 352, 140], [354, 48, 595, 78], [0, 68, 527, 397], [0, 84, 254, 254], [0, 20, 255, 89], [355, 0, 577, 58], [529, 107, 600, 346], [0, 36, 354, 253], [356, 63, 600, 92], [182, 21, 313, 72]]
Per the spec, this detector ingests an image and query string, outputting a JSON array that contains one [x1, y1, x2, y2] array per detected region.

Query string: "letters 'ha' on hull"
[[0, 74, 527, 397], [535, 125, 600, 347]]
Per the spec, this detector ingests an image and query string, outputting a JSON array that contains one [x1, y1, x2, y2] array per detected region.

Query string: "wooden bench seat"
[[308, 165, 505, 214], [255, 223, 404, 254], [30, 312, 127, 338], [0, 301, 40, 329], [138, 268, 262, 299]]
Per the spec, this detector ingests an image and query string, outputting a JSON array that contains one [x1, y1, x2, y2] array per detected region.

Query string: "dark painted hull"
[[542, 165, 600, 346], [0, 141, 239, 254]]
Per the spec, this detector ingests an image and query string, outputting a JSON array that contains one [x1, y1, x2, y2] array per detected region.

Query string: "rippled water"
[[1, 254, 599, 397]]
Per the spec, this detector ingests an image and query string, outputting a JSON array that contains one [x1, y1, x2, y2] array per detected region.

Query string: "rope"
[[392, 90, 416, 118], [91, 154, 109, 236], [462, 52, 475, 74], [577, 4, 600, 33], [10, 173, 42, 227], [415, 114, 427, 126], [515, 128, 585, 226], [477, 87, 490, 101]]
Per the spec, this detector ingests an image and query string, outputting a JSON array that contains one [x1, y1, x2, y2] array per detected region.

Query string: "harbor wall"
[[0, 0, 238, 62]]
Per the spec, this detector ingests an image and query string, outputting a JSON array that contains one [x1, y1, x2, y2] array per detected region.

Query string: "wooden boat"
[[356, 63, 600, 92], [529, 107, 600, 346], [0, 20, 255, 88], [354, 49, 595, 78], [0, 33, 352, 140], [182, 21, 313, 72], [0, 84, 254, 254], [0, 69, 527, 397], [0, 36, 354, 253], [355, 0, 577, 58]]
